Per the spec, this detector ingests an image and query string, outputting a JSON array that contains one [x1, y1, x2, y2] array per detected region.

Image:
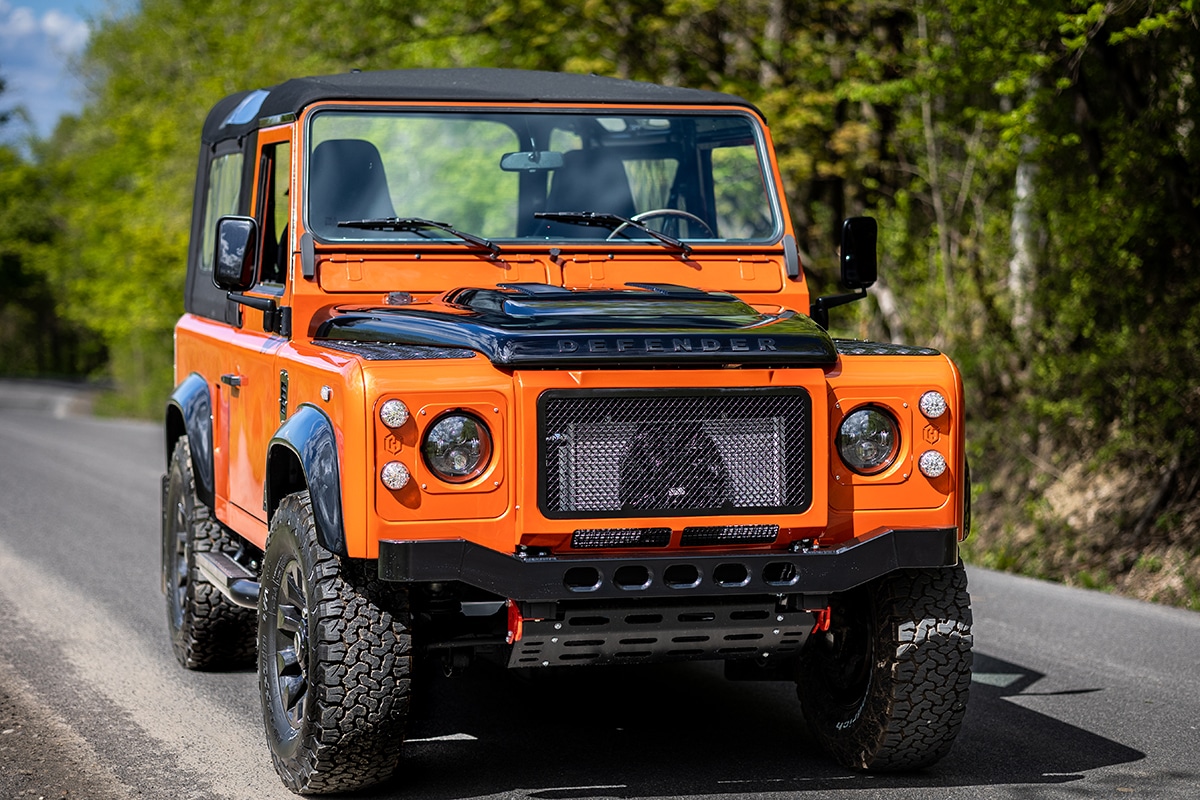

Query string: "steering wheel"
[[606, 208, 716, 240]]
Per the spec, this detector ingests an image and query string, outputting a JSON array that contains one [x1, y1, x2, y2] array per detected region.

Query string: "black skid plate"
[[509, 599, 815, 668]]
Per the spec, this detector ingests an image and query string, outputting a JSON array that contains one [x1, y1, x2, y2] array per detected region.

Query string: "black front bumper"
[[378, 526, 959, 601]]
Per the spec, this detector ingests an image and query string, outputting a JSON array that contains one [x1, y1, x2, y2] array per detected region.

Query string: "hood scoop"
[[315, 282, 837, 367]]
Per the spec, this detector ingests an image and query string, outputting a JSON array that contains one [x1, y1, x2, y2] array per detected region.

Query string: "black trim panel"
[[315, 340, 476, 361], [834, 340, 941, 356], [378, 527, 959, 601], [166, 373, 214, 508], [268, 404, 346, 555], [318, 287, 838, 368]]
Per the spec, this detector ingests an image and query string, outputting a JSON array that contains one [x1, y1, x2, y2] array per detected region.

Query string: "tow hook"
[[811, 606, 832, 635]]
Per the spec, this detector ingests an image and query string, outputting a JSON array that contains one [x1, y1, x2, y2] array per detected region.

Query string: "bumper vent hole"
[[763, 561, 800, 586], [664, 563, 701, 589], [564, 567, 602, 592], [713, 563, 750, 588], [614, 565, 652, 590]]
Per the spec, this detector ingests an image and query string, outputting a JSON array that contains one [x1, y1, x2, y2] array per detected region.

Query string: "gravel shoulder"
[[0, 658, 131, 800]]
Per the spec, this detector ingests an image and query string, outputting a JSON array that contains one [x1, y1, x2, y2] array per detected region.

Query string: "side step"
[[195, 551, 260, 609]]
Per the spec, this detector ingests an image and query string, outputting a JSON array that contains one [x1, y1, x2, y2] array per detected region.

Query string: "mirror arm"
[[810, 288, 868, 330], [226, 292, 290, 337]]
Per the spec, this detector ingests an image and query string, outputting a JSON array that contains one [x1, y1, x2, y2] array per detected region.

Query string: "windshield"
[[305, 109, 780, 246]]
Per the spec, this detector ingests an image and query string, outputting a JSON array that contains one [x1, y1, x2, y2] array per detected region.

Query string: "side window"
[[256, 142, 291, 286], [199, 152, 244, 277]]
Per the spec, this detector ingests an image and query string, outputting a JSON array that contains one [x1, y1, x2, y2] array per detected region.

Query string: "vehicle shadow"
[[357, 650, 1145, 798]]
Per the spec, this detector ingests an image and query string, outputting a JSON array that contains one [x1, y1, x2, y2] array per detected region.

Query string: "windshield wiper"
[[337, 217, 501, 256], [534, 211, 692, 256]]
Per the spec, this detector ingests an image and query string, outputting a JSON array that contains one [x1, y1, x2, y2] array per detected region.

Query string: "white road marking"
[[0, 537, 297, 800]]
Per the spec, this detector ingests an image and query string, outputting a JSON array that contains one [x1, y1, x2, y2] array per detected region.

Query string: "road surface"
[[1, 395, 1197, 799]]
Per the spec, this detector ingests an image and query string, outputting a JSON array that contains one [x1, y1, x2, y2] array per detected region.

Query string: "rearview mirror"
[[500, 151, 565, 172], [212, 215, 258, 292], [840, 216, 878, 290]]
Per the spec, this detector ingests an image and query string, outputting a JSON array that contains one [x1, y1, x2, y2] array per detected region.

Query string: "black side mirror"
[[840, 216, 877, 290], [213, 215, 258, 292], [810, 216, 879, 329]]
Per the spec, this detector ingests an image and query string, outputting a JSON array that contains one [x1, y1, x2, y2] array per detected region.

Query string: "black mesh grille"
[[571, 528, 672, 549], [681, 524, 779, 546], [539, 389, 811, 518]]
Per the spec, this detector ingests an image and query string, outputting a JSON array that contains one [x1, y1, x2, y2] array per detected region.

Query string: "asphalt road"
[[1, 394, 1198, 799]]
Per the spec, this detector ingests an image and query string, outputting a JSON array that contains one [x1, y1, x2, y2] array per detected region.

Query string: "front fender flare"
[[267, 404, 346, 555], [166, 373, 214, 509]]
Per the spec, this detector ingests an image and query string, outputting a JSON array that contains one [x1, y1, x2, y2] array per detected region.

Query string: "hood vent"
[[315, 283, 837, 367]]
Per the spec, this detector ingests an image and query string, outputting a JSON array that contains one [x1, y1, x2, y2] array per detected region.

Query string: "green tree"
[[0, 76, 104, 379]]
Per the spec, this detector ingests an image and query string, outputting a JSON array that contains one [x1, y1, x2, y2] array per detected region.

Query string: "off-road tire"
[[258, 491, 412, 794], [798, 563, 973, 771], [163, 436, 257, 670]]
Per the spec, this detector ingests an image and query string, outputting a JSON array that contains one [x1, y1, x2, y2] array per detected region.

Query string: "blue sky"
[[0, 0, 117, 143]]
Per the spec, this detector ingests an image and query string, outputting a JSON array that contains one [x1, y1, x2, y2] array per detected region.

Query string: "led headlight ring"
[[421, 412, 493, 483], [837, 406, 901, 476]]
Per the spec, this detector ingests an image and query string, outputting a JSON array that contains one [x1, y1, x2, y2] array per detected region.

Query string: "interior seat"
[[541, 149, 636, 237], [308, 139, 396, 237]]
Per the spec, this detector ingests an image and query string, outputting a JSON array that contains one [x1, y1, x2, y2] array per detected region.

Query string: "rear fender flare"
[[165, 373, 214, 508], [267, 404, 346, 556]]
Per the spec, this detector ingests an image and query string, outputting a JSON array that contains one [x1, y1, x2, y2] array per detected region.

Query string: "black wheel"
[[259, 491, 412, 794], [798, 563, 973, 771], [163, 436, 256, 670]]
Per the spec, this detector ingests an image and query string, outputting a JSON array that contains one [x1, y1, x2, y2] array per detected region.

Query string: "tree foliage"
[[8, 1, 1200, 583], [0, 79, 105, 379]]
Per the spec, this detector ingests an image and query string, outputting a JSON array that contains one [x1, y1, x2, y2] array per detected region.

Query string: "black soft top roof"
[[202, 68, 760, 144]]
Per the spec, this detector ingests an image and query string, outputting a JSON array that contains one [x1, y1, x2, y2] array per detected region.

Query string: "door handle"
[[220, 374, 243, 388]]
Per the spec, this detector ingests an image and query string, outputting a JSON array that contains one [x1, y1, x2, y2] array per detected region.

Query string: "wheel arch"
[[166, 373, 214, 509], [266, 403, 347, 556]]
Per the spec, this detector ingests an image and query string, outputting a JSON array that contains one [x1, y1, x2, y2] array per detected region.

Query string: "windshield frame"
[[300, 102, 786, 251]]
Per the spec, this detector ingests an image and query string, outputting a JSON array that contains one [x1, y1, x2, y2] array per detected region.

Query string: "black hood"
[[314, 283, 837, 367]]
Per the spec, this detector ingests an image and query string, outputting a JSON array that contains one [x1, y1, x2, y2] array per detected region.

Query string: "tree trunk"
[[1008, 134, 1038, 349]]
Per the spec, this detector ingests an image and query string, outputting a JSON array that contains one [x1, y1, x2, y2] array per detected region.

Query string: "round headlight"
[[380, 399, 410, 428], [837, 406, 900, 475], [422, 413, 492, 482]]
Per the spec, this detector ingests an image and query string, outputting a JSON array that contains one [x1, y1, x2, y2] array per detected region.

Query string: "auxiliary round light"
[[380, 461, 411, 490], [380, 399, 411, 428], [837, 407, 900, 476], [918, 450, 948, 479], [919, 391, 948, 419], [422, 413, 492, 483]]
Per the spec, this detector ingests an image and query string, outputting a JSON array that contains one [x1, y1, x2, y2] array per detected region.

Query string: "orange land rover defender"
[[162, 69, 973, 795]]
